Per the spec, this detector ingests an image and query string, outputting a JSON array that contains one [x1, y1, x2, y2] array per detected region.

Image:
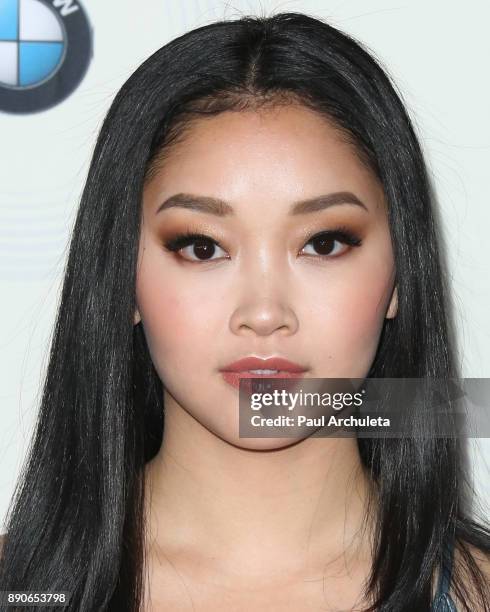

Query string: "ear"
[[386, 286, 398, 319], [134, 308, 141, 325]]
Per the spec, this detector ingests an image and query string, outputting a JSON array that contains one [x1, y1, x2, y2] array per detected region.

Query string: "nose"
[[229, 280, 299, 337]]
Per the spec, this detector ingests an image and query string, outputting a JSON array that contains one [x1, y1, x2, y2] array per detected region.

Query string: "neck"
[[144, 395, 377, 582]]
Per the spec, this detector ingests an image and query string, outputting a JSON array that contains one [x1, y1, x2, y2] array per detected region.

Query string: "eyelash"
[[163, 226, 362, 263]]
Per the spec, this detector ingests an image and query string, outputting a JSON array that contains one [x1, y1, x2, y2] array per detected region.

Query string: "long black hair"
[[1, 11, 489, 612]]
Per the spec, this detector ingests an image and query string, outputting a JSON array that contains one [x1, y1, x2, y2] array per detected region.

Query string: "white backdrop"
[[1, 0, 489, 531]]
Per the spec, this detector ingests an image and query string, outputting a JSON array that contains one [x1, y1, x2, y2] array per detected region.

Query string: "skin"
[[135, 104, 398, 610]]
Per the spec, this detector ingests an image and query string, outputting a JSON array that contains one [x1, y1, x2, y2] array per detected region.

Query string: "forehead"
[[143, 105, 383, 212]]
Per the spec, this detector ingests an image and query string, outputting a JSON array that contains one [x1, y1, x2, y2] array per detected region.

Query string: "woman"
[[0, 11, 489, 612]]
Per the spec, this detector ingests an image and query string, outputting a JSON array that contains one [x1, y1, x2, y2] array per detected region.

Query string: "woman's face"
[[136, 104, 397, 449]]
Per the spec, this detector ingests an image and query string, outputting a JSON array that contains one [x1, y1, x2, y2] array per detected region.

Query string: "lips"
[[220, 356, 308, 391]]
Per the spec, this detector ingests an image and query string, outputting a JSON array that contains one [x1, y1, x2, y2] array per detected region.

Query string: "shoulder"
[[450, 541, 490, 611], [457, 541, 490, 578]]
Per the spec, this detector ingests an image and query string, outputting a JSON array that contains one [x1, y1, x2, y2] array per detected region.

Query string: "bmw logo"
[[0, 0, 92, 114]]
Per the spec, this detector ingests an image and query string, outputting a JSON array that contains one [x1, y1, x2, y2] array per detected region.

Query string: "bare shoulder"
[[458, 541, 490, 578], [451, 541, 490, 611]]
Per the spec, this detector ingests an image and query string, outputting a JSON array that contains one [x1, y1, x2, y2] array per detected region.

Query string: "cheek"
[[331, 288, 386, 353], [135, 251, 221, 378], [338, 270, 389, 331], [313, 283, 385, 342], [305, 251, 394, 373]]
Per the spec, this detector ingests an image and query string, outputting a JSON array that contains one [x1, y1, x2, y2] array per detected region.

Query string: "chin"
[[215, 431, 309, 452]]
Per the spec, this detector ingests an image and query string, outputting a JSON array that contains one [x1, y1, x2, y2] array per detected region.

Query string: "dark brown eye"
[[163, 233, 228, 262], [311, 235, 336, 255], [189, 238, 216, 260], [301, 230, 362, 258]]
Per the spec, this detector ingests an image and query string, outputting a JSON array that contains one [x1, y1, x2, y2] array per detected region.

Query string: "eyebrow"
[[155, 191, 369, 216]]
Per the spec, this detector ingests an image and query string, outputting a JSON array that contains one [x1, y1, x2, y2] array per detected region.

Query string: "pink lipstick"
[[220, 356, 307, 390]]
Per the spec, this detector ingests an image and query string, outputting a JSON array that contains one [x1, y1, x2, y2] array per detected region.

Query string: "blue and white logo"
[[0, 0, 92, 113], [0, 0, 66, 88]]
